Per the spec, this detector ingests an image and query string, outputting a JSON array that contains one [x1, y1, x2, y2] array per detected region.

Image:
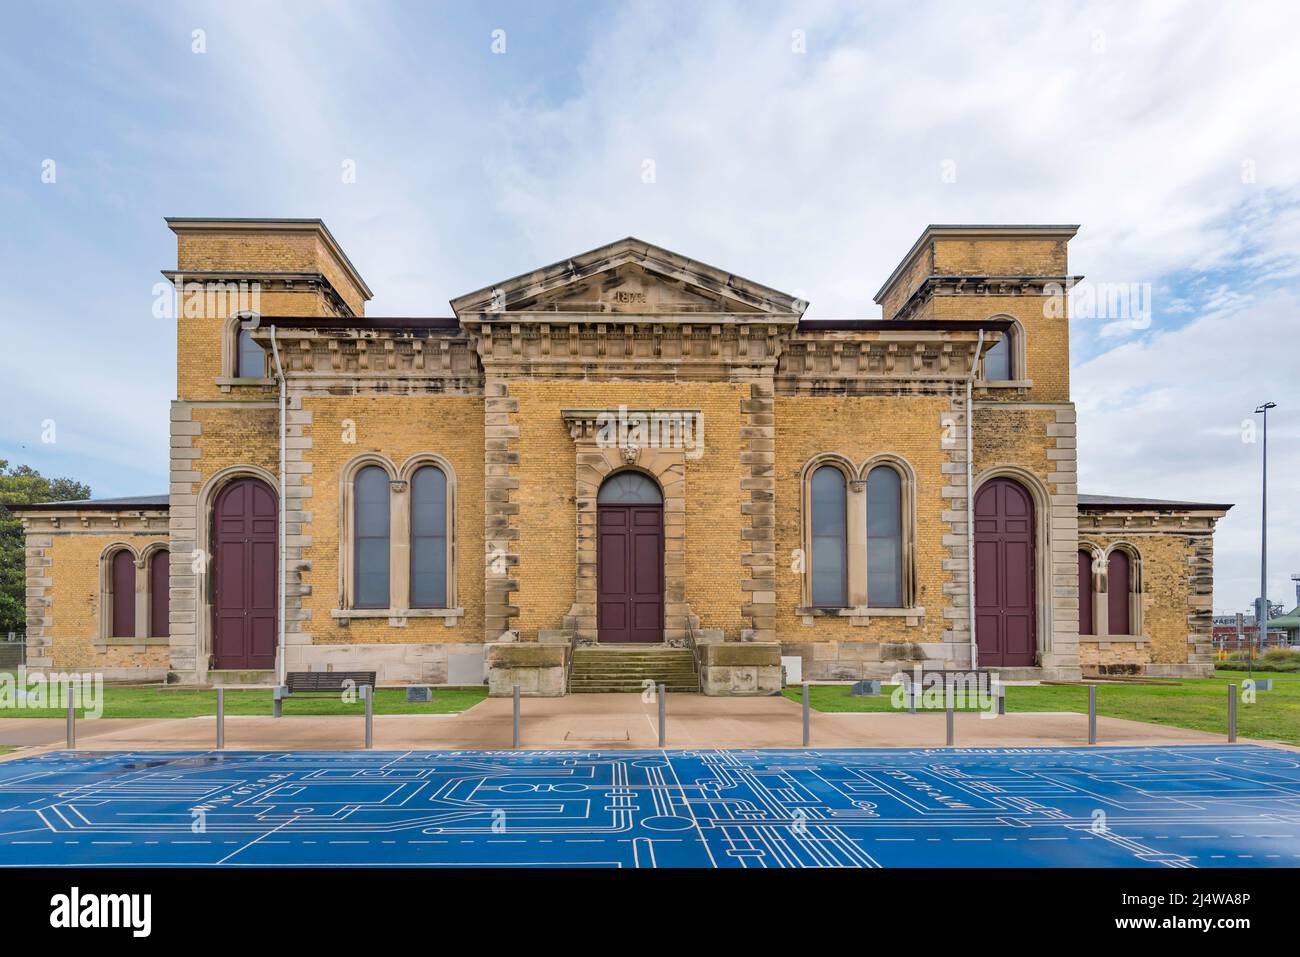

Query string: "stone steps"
[[569, 646, 699, 693]]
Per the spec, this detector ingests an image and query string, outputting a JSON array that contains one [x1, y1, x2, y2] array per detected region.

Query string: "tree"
[[0, 460, 91, 635]]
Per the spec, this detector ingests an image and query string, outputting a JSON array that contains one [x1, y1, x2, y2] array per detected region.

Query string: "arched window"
[[149, 549, 170, 637], [983, 331, 1012, 381], [866, 466, 903, 607], [410, 465, 448, 608], [810, 466, 848, 607], [597, 471, 662, 504], [110, 550, 136, 638], [1078, 549, 1094, 635], [236, 327, 265, 378], [1108, 549, 1131, 635], [354, 466, 391, 608]]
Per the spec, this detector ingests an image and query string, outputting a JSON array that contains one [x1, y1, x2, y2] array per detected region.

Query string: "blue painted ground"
[[1, 746, 1298, 867]]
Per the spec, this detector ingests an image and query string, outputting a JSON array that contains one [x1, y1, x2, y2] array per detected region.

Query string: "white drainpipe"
[[269, 325, 287, 688], [966, 329, 985, 671]]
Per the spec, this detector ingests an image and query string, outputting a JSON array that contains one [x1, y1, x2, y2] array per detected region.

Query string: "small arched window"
[[149, 549, 170, 637], [410, 465, 448, 608], [354, 466, 391, 608], [110, 550, 136, 638], [236, 327, 265, 378], [1078, 550, 1095, 635], [1108, 550, 1131, 635], [597, 472, 663, 504], [983, 331, 1012, 381], [810, 466, 848, 607], [866, 466, 903, 607]]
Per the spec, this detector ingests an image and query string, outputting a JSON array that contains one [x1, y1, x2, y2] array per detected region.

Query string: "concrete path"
[[3, 693, 1286, 755]]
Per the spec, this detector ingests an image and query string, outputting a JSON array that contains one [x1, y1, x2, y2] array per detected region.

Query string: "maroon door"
[[597, 504, 664, 643], [974, 478, 1036, 667], [212, 478, 277, 670]]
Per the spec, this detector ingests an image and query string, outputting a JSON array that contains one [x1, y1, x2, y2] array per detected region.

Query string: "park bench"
[[272, 671, 376, 717]]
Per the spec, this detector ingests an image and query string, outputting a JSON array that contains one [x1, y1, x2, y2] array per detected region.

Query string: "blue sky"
[[2, 0, 1297, 612]]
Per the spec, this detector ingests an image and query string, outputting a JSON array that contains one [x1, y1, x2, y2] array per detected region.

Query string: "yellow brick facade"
[[17, 221, 1230, 688]]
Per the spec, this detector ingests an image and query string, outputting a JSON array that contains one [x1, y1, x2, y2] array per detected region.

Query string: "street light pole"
[[1255, 401, 1277, 660]]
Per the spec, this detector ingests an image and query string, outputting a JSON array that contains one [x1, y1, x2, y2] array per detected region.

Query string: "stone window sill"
[[331, 607, 465, 627], [94, 636, 171, 649], [1079, 633, 1148, 644], [975, 378, 1033, 389], [216, 376, 277, 392], [797, 606, 925, 627]]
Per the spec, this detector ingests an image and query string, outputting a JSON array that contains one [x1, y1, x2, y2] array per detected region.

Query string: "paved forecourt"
[[0, 746, 1298, 868]]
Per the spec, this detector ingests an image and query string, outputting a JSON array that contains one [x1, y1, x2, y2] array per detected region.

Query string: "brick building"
[[14, 220, 1233, 693]]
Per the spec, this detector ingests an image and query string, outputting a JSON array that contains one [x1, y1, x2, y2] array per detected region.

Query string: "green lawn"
[[783, 671, 1300, 746], [0, 686, 487, 719]]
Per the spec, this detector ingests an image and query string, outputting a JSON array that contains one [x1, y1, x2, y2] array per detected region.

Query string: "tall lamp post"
[[1255, 401, 1277, 659]]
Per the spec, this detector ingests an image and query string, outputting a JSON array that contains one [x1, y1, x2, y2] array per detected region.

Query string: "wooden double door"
[[596, 503, 664, 643], [211, 478, 278, 670], [973, 478, 1037, 667]]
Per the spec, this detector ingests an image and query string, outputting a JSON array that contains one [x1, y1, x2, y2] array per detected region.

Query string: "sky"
[[1, 0, 1297, 613]]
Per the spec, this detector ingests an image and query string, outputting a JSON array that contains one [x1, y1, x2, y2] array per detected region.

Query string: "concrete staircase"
[[569, 645, 699, 694]]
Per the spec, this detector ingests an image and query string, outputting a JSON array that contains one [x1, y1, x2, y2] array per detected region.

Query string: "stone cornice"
[[19, 510, 169, 534], [461, 315, 793, 381], [1078, 510, 1227, 533], [890, 274, 1083, 322], [249, 326, 484, 392], [774, 328, 997, 394], [162, 270, 357, 317]]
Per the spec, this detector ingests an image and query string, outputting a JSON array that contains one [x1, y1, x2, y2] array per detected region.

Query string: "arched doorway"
[[212, 477, 278, 670], [974, 477, 1036, 667], [596, 472, 664, 643]]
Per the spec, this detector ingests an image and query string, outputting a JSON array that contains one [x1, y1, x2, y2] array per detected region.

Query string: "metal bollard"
[[216, 688, 225, 750], [802, 682, 810, 747], [908, 681, 917, 714], [1228, 683, 1237, 743], [273, 687, 282, 719], [65, 688, 75, 749], [512, 684, 520, 749], [1088, 685, 1097, 745], [658, 683, 666, 748], [945, 681, 956, 746], [362, 684, 373, 749]]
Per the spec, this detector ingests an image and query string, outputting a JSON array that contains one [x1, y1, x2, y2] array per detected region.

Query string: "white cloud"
[[1075, 287, 1300, 611]]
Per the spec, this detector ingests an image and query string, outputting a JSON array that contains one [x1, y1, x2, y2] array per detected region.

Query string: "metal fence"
[[0, 634, 25, 669]]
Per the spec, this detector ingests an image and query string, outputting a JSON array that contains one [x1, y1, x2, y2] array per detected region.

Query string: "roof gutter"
[[268, 323, 288, 689]]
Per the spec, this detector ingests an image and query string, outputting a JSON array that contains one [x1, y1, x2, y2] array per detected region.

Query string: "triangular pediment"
[[450, 237, 807, 318]]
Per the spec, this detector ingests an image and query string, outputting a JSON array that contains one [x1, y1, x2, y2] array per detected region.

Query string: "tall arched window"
[[1108, 549, 1131, 635], [983, 332, 1012, 380], [236, 327, 265, 377], [354, 466, 391, 608], [1078, 549, 1094, 635], [149, 549, 170, 637], [110, 550, 136, 638], [410, 465, 448, 608], [866, 466, 903, 607], [810, 466, 847, 607]]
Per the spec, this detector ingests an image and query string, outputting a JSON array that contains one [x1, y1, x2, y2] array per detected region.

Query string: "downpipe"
[[966, 329, 985, 671], [269, 325, 288, 689]]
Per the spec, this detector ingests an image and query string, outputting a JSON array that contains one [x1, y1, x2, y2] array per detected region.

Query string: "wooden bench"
[[284, 671, 376, 699], [272, 671, 377, 717]]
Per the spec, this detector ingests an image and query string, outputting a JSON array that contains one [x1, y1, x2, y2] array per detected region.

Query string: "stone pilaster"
[[167, 401, 201, 681], [483, 377, 520, 640], [22, 533, 54, 667], [740, 380, 777, 642], [939, 394, 972, 667]]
